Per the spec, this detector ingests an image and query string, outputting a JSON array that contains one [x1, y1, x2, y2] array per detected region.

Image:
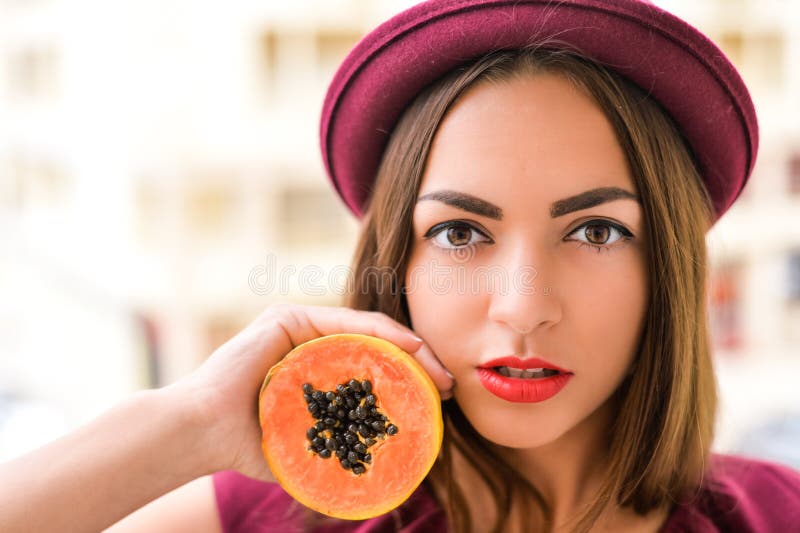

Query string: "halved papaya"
[[258, 333, 443, 520]]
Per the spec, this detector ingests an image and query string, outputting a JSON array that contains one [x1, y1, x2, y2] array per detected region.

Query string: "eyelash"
[[569, 220, 634, 253], [423, 220, 634, 254], [423, 220, 493, 251]]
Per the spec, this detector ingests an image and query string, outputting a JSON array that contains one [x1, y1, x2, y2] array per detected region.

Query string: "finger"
[[305, 306, 455, 397], [362, 311, 455, 399], [408, 340, 455, 398], [299, 305, 425, 355], [271, 305, 454, 397]]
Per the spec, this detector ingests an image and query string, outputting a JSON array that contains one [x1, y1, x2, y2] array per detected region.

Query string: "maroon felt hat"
[[320, 0, 758, 226]]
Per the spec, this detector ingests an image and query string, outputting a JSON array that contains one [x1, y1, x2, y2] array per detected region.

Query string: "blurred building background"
[[0, 0, 798, 467]]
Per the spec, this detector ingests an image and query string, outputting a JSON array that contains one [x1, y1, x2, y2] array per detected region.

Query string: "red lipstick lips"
[[477, 356, 572, 374], [477, 356, 574, 403]]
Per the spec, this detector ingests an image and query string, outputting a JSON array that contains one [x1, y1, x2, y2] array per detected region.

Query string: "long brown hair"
[[344, 47, 717, 533]]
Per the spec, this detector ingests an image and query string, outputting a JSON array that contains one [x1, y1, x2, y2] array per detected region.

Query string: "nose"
[[486, 243, 562, 335]]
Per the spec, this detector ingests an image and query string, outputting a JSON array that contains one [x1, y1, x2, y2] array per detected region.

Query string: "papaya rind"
[[258, 333, 443, 520]]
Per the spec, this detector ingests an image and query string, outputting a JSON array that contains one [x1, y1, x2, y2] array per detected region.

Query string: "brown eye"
[[584, 224, 610, 245], [425, 221, 492, 250], [446, 226, 472, 246], [567, 220, 633, 252]]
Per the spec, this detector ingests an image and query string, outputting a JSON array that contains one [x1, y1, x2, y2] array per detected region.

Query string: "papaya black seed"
[[302, 380, 397, 469]]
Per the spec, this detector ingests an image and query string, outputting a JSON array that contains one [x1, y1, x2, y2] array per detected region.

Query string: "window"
[[7, 150, 69, 209], [718, 31, 744, 68], [277, 184, 350, 249], [788, 251, 800, 303], [204, 314, 245, 360], [315, 30, 361, 83], [788, 153, 800, 196], [6, 43, 59, 102], [258, 29, 301, 100], [259, 30, 279, 90], [185, 181, 237, 239], [747, 31, 784, 87], [716, 30, 784, 88], [708, 261, 744, 352], [787, 251, 800, 345]]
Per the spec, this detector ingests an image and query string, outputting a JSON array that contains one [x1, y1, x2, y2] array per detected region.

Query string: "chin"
[[471, 423, 567, 450], [452, 394, 571, 450]]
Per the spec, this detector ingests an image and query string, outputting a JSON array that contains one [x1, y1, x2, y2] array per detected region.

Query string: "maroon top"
[[213, 453, 800, 532]]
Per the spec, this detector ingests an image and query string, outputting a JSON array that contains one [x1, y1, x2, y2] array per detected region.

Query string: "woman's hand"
[[0, 304, 452, 532], [172, 304, 454, 482]]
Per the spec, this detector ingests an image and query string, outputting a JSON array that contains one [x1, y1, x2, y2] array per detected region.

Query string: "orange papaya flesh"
[[259, 333, 443, 520]]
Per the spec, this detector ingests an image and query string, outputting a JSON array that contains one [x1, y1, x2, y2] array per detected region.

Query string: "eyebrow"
[[416, 186, 641, 220]]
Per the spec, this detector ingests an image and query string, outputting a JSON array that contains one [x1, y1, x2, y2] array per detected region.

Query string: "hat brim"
[[320, 0, 758, 224]]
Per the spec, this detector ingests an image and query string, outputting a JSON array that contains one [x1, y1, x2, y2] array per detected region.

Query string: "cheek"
[[564, 252, 649, 375], [404, 254, 487, 367]]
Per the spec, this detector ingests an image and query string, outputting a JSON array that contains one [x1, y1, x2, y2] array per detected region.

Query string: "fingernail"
[[445, 369, 454, 380], [408, 332, 423, 343]]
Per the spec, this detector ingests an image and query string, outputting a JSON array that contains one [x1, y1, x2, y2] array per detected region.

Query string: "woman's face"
[[404, 73, 649, 449]]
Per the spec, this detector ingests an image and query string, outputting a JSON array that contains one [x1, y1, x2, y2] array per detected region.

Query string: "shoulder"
[[211, 471, 446, 533], [662, 453, 800, 532]]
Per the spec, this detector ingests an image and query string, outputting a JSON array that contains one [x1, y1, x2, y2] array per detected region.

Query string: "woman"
[[2, 1, 798, 532]]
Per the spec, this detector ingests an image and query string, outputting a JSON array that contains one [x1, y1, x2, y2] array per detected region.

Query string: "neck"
[[498, 395, 615, 529], [436, 388, 671, 533]]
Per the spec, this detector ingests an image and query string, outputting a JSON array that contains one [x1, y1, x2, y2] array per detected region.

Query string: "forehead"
[[419, 73, 636, 206]]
